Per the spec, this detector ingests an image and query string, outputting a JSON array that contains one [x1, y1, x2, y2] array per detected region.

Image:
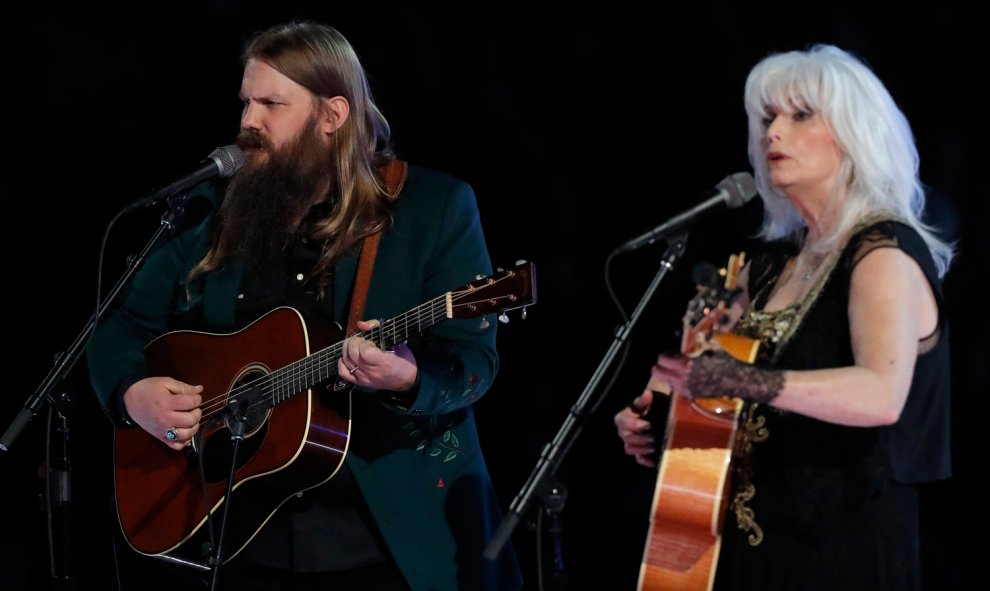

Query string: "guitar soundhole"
[[199, 367, 273, 483]]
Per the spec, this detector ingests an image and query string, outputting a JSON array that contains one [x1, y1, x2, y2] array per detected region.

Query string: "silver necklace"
[[800, 252, 825, 281]]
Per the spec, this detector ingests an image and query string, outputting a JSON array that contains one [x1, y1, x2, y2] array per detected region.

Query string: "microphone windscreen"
[[210, 145, 247, 177], [719, 172, 758, 207]]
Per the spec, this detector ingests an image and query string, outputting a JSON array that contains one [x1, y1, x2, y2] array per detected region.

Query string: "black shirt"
[[233, 233, 391, 572]]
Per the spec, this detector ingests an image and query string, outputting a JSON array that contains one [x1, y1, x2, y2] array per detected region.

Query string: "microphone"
[[123, 144, 247, 212], [613, 172, 758, 253]]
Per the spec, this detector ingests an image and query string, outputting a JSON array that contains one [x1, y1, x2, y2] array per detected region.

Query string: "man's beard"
[[216, 116, 334, 274]]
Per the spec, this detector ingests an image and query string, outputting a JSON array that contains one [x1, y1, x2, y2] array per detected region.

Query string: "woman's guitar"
[[637, 254, 760, 591], [112, 261, 536, 564]]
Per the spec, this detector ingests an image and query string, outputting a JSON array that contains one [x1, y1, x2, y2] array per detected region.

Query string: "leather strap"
[[346, 231, 380, 336], [377, 157, 409, 200], [344, 158, 408, 335]]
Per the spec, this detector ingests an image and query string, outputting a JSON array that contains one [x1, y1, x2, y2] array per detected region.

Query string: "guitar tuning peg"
[[496, 267, 504, 273], [498, 312, 510, 324], [515, 259, 528, 265], [521, 306, 528, 320], [479, 317, 490, 329], [475, 273, 485, 280]]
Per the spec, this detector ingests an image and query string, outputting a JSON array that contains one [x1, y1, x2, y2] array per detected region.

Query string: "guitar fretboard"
[[262, 292, 452, 406]]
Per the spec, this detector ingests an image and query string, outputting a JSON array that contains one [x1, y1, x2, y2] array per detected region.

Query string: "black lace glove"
[[686, 350, 784, 404]]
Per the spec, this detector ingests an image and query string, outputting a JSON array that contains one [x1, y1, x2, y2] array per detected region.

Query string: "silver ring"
[[348, 365, 360, 373], [165, 427, 179, 441]]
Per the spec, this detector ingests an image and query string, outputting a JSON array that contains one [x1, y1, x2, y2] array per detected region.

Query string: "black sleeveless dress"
[[713, 217, 951, 591]]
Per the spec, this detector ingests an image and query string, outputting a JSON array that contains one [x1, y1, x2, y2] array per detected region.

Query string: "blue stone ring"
[[165, 427, 179, 441]]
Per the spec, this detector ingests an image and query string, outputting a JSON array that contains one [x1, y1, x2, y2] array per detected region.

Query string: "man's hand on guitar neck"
[[337, 319, 419, 393], [123, 377, 204, 450]]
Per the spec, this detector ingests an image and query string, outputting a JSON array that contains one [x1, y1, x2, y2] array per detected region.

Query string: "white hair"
[[744, 44, 953, 276]]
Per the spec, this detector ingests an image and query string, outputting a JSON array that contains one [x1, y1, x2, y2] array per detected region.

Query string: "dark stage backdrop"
[[2, 4, 985, 590]]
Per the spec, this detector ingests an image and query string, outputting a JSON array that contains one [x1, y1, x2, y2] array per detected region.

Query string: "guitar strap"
[[345, 157, 408, 336]]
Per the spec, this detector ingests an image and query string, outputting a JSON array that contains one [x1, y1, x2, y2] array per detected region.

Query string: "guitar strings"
[[195, 281, 510, 421], [194, 276, 519, 424], [193, 294, 445, 422]]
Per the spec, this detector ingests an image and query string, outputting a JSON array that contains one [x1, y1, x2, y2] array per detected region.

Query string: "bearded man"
[[87, 21, 521, 591]]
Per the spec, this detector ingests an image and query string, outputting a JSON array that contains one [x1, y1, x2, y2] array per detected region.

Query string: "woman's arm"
[[656, 247, 937, 427]]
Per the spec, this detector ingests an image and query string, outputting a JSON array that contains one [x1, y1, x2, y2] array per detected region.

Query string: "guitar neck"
[[245, 260, 535, 410], [266, 292, 452, 405]]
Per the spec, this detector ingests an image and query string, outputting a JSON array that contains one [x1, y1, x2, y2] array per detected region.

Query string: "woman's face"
[[761, 105, 844, 201]]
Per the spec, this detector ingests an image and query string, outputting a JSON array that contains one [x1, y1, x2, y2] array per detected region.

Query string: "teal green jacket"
[[87, 165, 522, 590]]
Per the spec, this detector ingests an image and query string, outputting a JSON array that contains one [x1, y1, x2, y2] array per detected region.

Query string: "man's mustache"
[[236, 129, 272, 151]]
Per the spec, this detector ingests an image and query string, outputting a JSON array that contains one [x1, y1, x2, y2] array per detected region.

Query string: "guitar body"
[[113, 307, 351, 563], [637, 252, 760, 591], [638, 394, 742, 591], [110, 261, 537, 565]]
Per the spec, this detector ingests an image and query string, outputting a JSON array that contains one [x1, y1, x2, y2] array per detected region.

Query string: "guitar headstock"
[[450, 260, 537, 321], [680, 253, 745, 356]]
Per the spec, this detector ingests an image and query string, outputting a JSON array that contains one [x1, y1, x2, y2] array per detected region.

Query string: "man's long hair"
[[191, 21, 394, 284]]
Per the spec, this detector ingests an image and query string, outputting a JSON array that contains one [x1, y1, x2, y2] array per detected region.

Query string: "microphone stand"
[[46, 383, 75, 591], [484, 234, 690, 583], [208, 414, 248, 591], [0, 194, 195, 587]]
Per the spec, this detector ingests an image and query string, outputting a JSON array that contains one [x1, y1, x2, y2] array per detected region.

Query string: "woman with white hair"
[[616, 44, 953, 589]]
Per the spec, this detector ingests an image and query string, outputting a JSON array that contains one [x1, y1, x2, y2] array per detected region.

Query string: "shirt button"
[[296, 273, 305, 282]]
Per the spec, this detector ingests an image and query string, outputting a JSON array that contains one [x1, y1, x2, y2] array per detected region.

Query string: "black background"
[[2, 3, 986, 590]]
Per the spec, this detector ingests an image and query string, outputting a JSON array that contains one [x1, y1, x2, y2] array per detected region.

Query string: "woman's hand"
[[614, 389, 657, 467]]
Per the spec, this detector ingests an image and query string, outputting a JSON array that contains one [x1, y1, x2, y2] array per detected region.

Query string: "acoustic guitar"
[[637, 254, 759, 591], [112, 261, 537, 564]]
